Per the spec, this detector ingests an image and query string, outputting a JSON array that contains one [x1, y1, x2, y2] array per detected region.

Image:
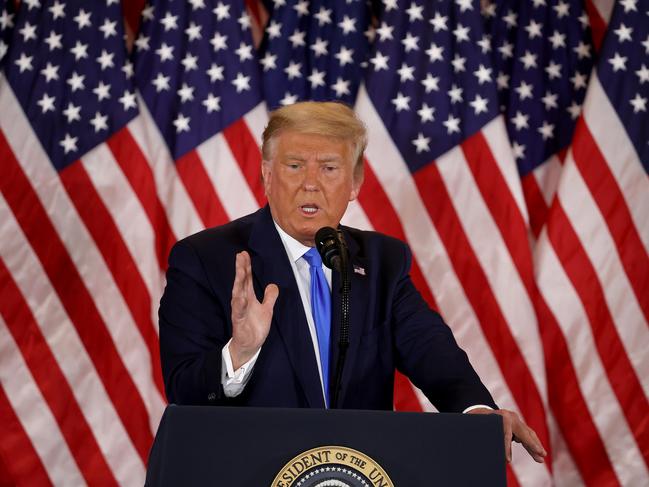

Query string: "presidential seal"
[[272, 446, 394, 487]]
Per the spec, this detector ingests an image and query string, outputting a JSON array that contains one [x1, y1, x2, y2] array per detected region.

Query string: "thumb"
[[262, 283, 279, 310]]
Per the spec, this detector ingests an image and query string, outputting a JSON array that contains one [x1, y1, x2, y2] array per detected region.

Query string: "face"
[[262, 131, 363, 247]]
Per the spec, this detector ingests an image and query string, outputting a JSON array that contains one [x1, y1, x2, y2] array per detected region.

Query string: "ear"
[[349, 172, 364, 201], [261, 160, 272, 195]]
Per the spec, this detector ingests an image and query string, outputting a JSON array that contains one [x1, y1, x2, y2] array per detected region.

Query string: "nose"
[[302, 163, 319, 191]]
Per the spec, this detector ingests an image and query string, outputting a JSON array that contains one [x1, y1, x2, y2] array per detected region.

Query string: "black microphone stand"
[[330, 231, 350, 409]]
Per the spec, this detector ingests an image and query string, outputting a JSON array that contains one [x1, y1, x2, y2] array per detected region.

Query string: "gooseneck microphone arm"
[[315, 227, 350, 409]]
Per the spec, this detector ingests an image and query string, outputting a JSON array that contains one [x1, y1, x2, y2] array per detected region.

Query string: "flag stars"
[[401, 32, 419, 52], [620, 0, 637, 12], [70, 41, 88, 60], [293, 0, 309, 17], [391, 92, 410, 112], [185, 22, 202, 41], [159, 12, 178, 31], [44, 31, 63, 50], [571, 71, 587, 89], [545, 61, 562, 79], [284, 61, 302, 80], [135, 34, 150, 51], [538, 121, 555, 140], [397, 63, 415, 82], [448, 84, 463, 103], [503, 10, 517, 28], [67, 71, 85, 91], [14, 53, 33, 72], [93, 81, 111, 101], [553, 1, 569, 18], [0, 41, 6, 61], [335, 47, 354, 66], [406, 2, 424, 22], [308, 69, 326, 88], [421, 73, 440, 93], [210, 32, 228, 51], [173, 113, 191, 133], [331, 78, 350, 97], [40, 63, 59, 82], [231, 72, 251, 92], [266, 20, 282, 39], [310, 38, 329, 57], [189, 0, 205, 10], [202, 93, 221, 113], [412, 133, 430, 153], [96, 50, 115, 70], [63, 102, 81, 123], [549, 31, 566, 49], [289, 29, 306, 48], [338, 16, 356, 34], [520, 51, 537, 69], [429, 12, 448, 31], [541, 91, 558, 110], [608, 53, 627, 72], [384, 0, 398, 11], [477, 35, 491, 53], [417, 103, 435, 123], [443, 115, 461, 134], [515, 81, 533, 100], [177, 83, 195, 103], [512, 141, 525, 159], [260, 52, 277, 71], [73, 9, 92, 29], [636, 64, 649, 84], [453, 24, 470, 42], [181, 53, 199, 71], [376, 22, 394, 42], [0, 9, 14, 30], [567, 102, 581, 119], [511, 111, 529, 130], [99, 19, 117, 38], [573, 41, 591, 60], [90, 112, 108, 132], [213, 1, 231, 20], [474, 64, 492, 84], [37, 93, 56, 113], [235, 42, 253, 62], [469, 94, 489, 114], [19, 22, 37, 42], [280, 92, 298, 106], [642, 35, 649, 54], [614, 23, 633, 43], [498, 41, 514, 59], [370, 51, 389, 71], [238, 12, 251, 30], [119, 91, 137, 111], [451, 54, 466, 73], [314, 7, 332, 26], [630, 94, 647, 113], [426, 43, 443, 62], [141, 5, 154, 21], [152, 73, 171, 92], [496, 72, 509, 90], [207, 63, 224, 82], [156, 42, 174, 61], [455, 0, 473, 12], [525, 20, 543, 39], [60, 133, 78, 154], [23, 0, 40, 10]]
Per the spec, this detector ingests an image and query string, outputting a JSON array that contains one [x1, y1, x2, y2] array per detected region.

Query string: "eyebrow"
[[284, 153, 343, 162]]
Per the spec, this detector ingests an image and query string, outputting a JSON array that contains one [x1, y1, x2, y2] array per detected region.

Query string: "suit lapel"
[[330, 229, 370, 407], [248, 207, 325, 408]]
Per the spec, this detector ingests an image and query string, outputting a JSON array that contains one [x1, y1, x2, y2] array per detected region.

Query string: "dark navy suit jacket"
[[159, 206, 496, 411]]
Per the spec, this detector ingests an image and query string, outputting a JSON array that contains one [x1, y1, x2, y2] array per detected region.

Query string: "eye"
[[323, 165, 338, 172]]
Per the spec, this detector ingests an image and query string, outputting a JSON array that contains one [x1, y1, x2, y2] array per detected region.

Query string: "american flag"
[[0, 1, 646, 486]]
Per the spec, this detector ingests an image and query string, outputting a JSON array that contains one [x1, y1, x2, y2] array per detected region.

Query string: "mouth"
[[299, 204, 320, 217]]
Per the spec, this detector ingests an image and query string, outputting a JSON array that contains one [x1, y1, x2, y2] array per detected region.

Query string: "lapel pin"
[[353, 265, 366, 276]]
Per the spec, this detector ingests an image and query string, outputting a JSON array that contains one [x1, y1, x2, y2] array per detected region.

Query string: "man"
[[159, 101, 546, 463]]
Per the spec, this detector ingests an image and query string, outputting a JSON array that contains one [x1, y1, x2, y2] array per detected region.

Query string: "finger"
[[232, 252, 246, 296], [262, 283, 279, 312], [502, 414, 513, 463], [519, 426, 547, 463]]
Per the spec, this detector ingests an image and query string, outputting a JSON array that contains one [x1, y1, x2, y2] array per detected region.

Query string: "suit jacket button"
[[207, 392, 216, 401]]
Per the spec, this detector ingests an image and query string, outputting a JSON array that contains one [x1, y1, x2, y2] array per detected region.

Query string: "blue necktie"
[[303, 248, 331, 406]]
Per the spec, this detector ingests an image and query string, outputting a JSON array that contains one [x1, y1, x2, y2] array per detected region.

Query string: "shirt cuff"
[[462, 404, 494, 414], [221, 339, 260, 397]]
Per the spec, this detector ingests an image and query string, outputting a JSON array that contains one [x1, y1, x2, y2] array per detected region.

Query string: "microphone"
[[315, 226, 345, 271]]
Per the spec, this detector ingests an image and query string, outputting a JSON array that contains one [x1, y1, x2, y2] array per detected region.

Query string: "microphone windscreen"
[[315, 227, 341, 271]]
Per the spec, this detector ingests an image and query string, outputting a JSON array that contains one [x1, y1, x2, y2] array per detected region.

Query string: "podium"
[[146, 405, 506, 486]]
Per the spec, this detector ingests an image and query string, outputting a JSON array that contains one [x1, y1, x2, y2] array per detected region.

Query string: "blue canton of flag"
[[597, 0, 649, 173], [483, 0, 595, 177], [365, 0, 499, 172], [0, 0, 15, 66], [134, 0, 261, 160], [259, 0, 372, 109], [3, 0, 136, 170]]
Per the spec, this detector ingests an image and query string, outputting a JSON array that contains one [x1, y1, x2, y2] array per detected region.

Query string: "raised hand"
[[229, 251, 279, 370]]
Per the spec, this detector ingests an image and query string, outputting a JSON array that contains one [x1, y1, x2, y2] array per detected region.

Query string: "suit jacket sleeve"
[[158, 238, 234, 406], [391, 243, 498, 412]]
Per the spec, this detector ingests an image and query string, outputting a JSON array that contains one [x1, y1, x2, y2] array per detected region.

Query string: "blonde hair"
[[261, 101, 368, 178]]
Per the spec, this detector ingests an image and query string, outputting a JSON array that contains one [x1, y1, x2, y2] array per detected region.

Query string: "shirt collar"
[[273, 220, 312, 263]]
